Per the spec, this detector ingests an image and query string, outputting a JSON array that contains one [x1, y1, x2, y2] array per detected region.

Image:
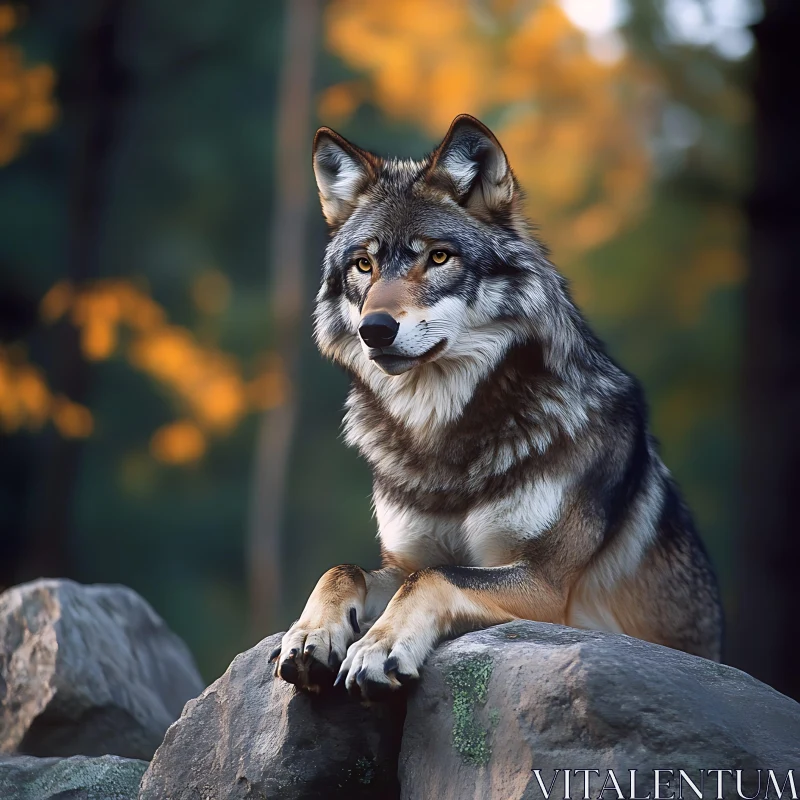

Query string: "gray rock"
[[0, 578, 205, 760], [0, 753, 147, 800], [138, 633, 405, 800], [399, 621, 800, 800]]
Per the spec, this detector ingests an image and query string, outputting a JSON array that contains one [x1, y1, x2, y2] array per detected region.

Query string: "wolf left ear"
[[313, 128, 378, 229], [427, 115, 518, 219]]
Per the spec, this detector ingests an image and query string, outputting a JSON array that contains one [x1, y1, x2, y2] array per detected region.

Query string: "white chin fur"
[[331, 294, 519, 431]]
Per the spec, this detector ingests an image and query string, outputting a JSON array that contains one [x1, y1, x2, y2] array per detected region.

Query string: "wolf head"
[[312, 115, 578, 394]]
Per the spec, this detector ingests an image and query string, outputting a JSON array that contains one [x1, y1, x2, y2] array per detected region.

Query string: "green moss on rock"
[[444, 654, 494, 766]]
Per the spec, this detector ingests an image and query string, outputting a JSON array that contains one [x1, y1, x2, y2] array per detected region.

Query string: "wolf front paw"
[[336, 628, 423, 701], [270, 607, 361, 694]]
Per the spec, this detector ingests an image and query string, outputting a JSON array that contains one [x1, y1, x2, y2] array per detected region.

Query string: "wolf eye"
[[354, 257, 372, 273], [430, 250, 450, 265]]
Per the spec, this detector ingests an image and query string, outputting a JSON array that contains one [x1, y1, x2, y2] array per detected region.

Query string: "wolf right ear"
[[427, 115, 519, 220], [313, 128, 378, 229]]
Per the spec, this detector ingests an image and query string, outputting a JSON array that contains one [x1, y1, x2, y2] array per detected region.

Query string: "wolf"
[[270, 114, 723, 699]]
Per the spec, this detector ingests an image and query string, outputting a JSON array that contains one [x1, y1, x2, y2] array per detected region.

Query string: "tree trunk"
[[22, 0, 123, 581], [732, 0, 800, 699], [247, 0, 319, 638]]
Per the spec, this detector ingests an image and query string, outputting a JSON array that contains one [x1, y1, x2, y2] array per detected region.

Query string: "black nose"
[[359, 312, 399, 348]]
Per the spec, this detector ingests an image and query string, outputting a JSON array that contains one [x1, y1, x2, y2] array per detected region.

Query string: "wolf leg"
[[338, 562, 566, 700], [272, 565, 405, 693]]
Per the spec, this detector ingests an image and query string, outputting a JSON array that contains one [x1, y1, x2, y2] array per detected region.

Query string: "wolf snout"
[[359, 312, 399, 348]]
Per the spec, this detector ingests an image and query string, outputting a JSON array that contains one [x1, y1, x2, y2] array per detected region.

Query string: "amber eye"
[[355, 257, 372, 273], [430, 250, 449, 265]]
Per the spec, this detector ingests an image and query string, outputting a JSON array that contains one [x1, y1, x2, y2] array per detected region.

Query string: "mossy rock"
[[444, 654, 494, 766], [0, 754, 147, 800], [399, 621, 800, 800]]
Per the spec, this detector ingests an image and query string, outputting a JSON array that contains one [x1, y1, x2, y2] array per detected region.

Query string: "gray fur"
[[302, 115, 722, 689]]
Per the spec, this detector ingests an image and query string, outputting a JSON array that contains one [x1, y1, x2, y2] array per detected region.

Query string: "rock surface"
[[138, 632, 406, 800], [134, 619, 800, 799], [0, 754, 147, 800], [0, 578, 205, 760], [400, 621, 800, 800]]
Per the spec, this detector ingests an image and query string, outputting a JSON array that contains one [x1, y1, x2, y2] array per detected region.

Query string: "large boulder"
[[0, 579, 205, 760], [400, 621, 800, 800], [138, 632, 406, 800], [138, 620, 800, 800], [0, 754, 147, 800]]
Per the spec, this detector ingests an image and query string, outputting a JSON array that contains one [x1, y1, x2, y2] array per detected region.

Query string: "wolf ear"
[[313, 128, 378, 228], [427, 115, 518, 219]]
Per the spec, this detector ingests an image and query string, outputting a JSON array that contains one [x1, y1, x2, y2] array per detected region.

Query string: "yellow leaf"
[[52, 396, 93, 438], [150, 420, 206, 465]]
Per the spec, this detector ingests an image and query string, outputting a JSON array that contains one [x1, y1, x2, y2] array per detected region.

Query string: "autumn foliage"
[[0, 4, 56, 164], [320, 0, 655, 258], [3, 276, 284, 465], [1, 0, 746, 484], [38, 279, 285, 463]]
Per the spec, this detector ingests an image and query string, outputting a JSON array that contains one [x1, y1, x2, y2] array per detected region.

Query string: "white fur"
[[351, 295, 520, 434], [375, 492, 466, 568], [385, 316, 435, 358], [375, 475, 568, 570], [463, 476, 568, 566], [316, 142, 366, 203], [344, 294, 361, 331], [357, 347, 498, 433], [441, 149, 480, 194]]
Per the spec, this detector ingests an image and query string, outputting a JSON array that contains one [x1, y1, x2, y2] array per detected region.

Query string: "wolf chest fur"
[[270, 114, 723, 700]]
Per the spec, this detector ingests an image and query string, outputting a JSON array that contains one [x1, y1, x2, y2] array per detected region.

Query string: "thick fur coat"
[[271, 115, 722, 700]]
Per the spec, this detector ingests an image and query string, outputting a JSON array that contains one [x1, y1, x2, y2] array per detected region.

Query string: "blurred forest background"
[[2, 0, 796, 697]]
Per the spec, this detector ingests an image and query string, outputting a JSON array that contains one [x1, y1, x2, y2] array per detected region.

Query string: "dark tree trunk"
[[732, 0, 800, 699], [247, 0, 319, 637], [21, 0, 124, 580]]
